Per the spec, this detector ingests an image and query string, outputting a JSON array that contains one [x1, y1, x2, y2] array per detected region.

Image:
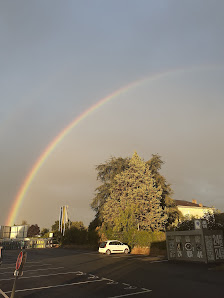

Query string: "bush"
[[87, 230, 99, 247], [175, 212, 224, 232], [132, 231, 165, 248], [62, 227, 88, 245]]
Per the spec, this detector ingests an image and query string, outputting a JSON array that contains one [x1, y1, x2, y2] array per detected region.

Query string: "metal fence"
[[0, 238, 52, 250]]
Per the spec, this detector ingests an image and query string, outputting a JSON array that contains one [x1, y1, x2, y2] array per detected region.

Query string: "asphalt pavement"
[[0, 248, 223, 298]]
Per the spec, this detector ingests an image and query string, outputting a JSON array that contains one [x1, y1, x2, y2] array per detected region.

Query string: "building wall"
[[0, 225, 28, 239], [0, 226, 11, 239], [177, 206, 214, 218], [10, 225, 28, 239]]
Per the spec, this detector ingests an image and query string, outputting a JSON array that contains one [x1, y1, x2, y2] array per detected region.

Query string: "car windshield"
[[99, 242, 107, 248]]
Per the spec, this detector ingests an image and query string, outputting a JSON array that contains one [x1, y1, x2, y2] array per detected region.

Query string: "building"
[[0, 225, 28, 239], [10, 225, 28, 239], [174, 199, 215, 219]]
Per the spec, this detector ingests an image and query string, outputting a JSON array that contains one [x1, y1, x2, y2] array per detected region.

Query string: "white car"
[[99, 240, 130, 255]]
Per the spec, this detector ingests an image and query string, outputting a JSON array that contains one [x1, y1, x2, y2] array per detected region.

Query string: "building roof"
[[174, 200, 208, 208]]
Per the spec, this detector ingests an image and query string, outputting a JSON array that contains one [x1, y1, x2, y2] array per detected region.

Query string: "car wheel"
[[124, 248, 129, 254], [106, 249, 111, 255]]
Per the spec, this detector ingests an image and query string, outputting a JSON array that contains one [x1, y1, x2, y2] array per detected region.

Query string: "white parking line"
[[107, 289, 152, 298], [26, 261, 43, 264], [149, 260, 168, 263], [24, 267, 65, 273], [0, 264, 51, 270], [0, 267, 64, 275], [0, 271, 80, 281], [0, 288, 9, 298], [5, 278, 105, 294]]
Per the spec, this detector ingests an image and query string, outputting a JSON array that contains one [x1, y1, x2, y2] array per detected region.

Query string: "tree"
[[63, 226, 88, 245], [91, 156, 129, 215], [21, 220, 28, 225], [27, 224, 40, 237], [51, 220, 59, 232], [51, 220, 64, 243], [102, 152, 168, 232], [175, 211, 224, 231], [146, 154, 181, 227], [70, 221, 86, 230], [91, 152, 177, 236], [40, 228, 49, 237]]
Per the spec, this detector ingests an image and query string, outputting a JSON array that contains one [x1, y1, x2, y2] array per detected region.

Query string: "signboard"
[[194, 219, 208, 230], [166, 229, 224, 263], [204, 231, 224, 262], [202, 220, 208, 229], [166, 231, 206, 262], [194, 220, 201, 230], [14, 251, 27, 276], [16, 252, 23, 270]]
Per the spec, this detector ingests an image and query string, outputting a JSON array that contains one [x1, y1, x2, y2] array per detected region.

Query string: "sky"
[[1, 0, 224, 229]]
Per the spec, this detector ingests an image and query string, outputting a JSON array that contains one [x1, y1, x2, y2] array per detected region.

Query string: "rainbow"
[[5, 66, 218, 226]]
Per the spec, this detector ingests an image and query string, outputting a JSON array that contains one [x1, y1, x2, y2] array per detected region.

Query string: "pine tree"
[[102, 152, 168, 232], [146, 154, 181, 227], [91, 157, 129, 214]]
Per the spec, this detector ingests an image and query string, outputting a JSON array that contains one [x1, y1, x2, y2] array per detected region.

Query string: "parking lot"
[[0, 263, 152, 297], [0, 248, 223, 297]]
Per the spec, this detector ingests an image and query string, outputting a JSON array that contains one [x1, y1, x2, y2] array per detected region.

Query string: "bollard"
[[0, 246, 2, 265]]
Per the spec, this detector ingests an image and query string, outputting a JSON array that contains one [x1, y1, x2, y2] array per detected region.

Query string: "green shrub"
[[132, 230, 165, 248], [87, 230, 99, 247], [62, 227, 88, 245]]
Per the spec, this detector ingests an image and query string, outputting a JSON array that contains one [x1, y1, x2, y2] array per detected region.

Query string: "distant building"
[[174, 199, 215, 219], [0, 226, 11, 239], [0, 225, 28, 239], [10, 225, 28, 239]]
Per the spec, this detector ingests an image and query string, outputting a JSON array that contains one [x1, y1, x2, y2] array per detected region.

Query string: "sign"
[[202, 220, 208, 229], [16, 252, 23, 270], [15, 251, 27, 276], [185, 243, 192, 251], [194, 219, 201, 230], [213, 234, 224, 260]]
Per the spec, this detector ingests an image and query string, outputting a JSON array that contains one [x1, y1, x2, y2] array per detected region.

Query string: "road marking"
[[23, 263, 52, 268], [122, 283, 137, 290], [26, 261, 42, 263], [102, 278, 119, 285], [5, 278, 105, 294], [76, 271, 87, 276], [107, 280, 118, 285], [88, 274, 99, 279], [0, 264, 51, 270], [0, 271, 80, 281], [24, 266, 65, 272], [0, 266, 64, 275], [107, 289, 152, 298], [0, 288, 9, 298]]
